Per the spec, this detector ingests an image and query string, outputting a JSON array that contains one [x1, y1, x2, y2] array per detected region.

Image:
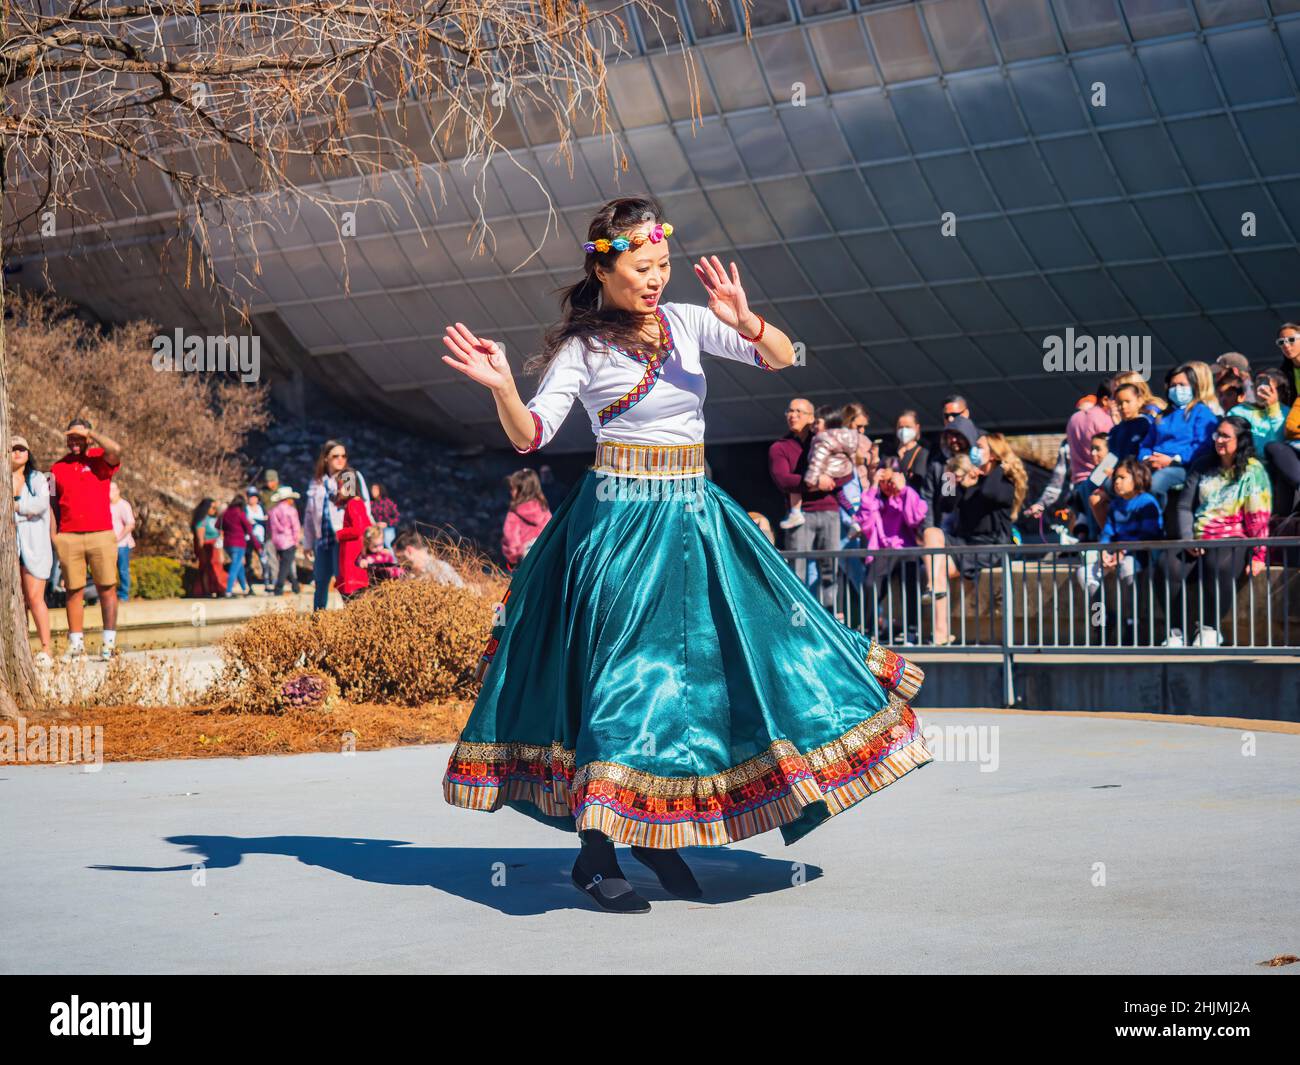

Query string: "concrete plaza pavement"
[[2, 711, 1297, 975]]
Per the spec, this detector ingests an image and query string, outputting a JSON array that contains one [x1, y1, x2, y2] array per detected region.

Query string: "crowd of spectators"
[[767, 322, 1299, 647]]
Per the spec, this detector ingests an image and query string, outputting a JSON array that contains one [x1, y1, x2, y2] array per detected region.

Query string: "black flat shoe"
[[571, 862, 651, 914], [630, 846, 703, 899]]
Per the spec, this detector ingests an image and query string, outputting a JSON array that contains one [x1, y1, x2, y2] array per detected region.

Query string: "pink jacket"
[[852, 485, 928, 562], [268, 501, 302, 551], [804, 427, 860, 485], [502, 499, 551, 567], [1066, 404, 1114, 483]]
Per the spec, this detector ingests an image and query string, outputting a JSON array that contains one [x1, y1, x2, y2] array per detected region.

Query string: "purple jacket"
[[852, 485, 928, 552]]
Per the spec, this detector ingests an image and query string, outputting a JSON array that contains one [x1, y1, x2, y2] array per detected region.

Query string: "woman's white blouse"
[[514, 302, 776, 451]]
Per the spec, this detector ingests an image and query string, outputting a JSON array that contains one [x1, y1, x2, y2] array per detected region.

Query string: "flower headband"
[[583, 222, 673, 255]]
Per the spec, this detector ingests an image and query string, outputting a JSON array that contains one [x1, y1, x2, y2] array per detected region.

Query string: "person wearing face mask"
[[918, 415, 979, 642], [893, 410, 928, 492], [1139, 361, 1219, 509], [919, 414, 979, 537]]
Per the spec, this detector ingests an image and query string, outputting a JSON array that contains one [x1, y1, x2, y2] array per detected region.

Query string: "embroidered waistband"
[[591, 440, 706, 478]]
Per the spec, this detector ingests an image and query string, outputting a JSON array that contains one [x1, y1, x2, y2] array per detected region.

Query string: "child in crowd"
[[1077, 458, 1162, 594], [1085, 432, 1115, 533], [245, 489, 268, 588], [501, 469, 552, 569], [1107, 383, 1152, 463], [782, 412, 865, 531], [358, 525, 402, 584], [332, 470, 372, 602]]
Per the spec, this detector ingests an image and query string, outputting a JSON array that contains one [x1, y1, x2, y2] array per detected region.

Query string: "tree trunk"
[[0, 147, 41, 718]]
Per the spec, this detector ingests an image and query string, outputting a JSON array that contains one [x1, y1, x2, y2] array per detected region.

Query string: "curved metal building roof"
[[13, 0, 1300, 451]]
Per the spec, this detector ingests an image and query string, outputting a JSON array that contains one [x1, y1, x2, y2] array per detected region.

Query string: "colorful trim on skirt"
[[443, 695, 932, 848]]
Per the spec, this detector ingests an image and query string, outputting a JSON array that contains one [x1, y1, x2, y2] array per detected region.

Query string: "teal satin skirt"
[[443, 466, 932, 848]]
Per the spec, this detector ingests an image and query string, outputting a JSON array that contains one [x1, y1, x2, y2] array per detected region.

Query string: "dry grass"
[[2, 698, 475, 763], [35, 653, 209, 710]]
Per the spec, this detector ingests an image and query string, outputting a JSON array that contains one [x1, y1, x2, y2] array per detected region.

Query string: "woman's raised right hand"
[[441, 323, 513, 392]]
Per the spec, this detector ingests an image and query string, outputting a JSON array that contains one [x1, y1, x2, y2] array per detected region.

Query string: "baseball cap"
[[1215, 352, 1250, 378]]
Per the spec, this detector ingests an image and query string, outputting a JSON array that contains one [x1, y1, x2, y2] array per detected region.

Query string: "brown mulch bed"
[[3, 699, 475, 763]]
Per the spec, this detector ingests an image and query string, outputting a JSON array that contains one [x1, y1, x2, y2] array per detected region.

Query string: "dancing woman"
[[440, 195, 932, 913]]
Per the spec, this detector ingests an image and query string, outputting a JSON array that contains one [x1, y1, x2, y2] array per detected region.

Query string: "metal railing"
[[781, 537, 1300, 705]]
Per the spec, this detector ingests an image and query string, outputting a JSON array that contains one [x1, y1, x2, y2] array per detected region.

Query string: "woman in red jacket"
[[332, 470, 372, 603]]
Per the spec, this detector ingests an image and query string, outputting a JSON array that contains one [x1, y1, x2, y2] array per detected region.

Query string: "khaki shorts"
[[54, 530, 119, 592]]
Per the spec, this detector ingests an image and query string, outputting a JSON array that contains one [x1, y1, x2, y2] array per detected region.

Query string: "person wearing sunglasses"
[[1264, 323, 1300, 516], [941, 394, 971, 426], [303, 439, 373, 610], [11, 436, 53, 667]]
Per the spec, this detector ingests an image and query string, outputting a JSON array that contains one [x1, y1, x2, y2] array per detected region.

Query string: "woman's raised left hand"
[[694, 255, 759, 335]]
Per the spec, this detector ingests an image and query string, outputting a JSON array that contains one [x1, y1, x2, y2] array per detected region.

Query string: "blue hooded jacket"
[[1137, 402, 1218, 467]]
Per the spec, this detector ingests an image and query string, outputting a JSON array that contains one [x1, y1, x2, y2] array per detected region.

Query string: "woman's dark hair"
[[17, 447, 37, 489], [507, 468, 548, 511], [822, 410, 844, 430], [228, 493, 246, 509], [1115, 456, 1151, 495], [371, 482, 386, 499], [191, 498, 213, 529], [1256, 367, 1292, 407], [1215, 415, 1256, 480], [877, 455, 902, 474], [313, 439, 346, 482], [526, 195, 668, 377], [1278, 321, 1300, 379]]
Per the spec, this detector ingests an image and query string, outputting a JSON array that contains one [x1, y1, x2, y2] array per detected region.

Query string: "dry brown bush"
[[7, 288, 269, 554], [212, 536, 509, 712]]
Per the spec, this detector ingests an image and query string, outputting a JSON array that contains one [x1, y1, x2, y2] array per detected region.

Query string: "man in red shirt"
[[49, 418, 125, 660]]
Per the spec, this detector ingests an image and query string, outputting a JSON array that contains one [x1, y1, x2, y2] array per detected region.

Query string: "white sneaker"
[[34, 651, 53, 668], [60, 644, 86, 663], [1192, 627, 1221, 648], [1161, 629, 1184, 647], [100, 645, 116, 661], [1074, 564, 1100, 597], [779, 511, 805, 530]]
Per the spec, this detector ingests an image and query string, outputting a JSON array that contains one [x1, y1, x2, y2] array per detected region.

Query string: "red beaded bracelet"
[[737, 314, 765, 344]]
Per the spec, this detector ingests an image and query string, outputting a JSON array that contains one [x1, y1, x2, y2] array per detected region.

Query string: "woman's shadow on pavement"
[[92, 835, 824, 916]]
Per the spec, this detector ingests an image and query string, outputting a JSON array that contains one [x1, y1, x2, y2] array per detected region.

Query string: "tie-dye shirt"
[[1192, 457, 1271, 564]]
